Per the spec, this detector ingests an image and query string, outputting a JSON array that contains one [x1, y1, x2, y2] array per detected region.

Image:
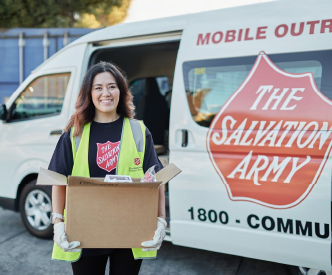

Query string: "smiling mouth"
[[100, 99, 113, 103]]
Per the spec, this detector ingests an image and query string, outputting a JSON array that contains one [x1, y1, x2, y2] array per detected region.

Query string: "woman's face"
[[91, 72, 120, 117]]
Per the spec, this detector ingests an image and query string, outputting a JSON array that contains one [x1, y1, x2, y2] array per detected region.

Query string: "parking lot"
[[0, 207, 293, 275]]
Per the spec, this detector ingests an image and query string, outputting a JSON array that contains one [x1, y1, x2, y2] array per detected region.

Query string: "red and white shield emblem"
[[96, 141, 121, 172], [207, 52, 332, 209], [134, 158, 141, 166]]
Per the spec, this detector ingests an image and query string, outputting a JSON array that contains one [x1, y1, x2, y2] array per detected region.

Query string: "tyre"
[[286, 265, 326, 275], [19, 180, 53, 239]]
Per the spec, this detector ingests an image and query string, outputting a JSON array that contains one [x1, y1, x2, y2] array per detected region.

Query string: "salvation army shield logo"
[[207, 52, 332, 209], [96, 141, 120, 172]]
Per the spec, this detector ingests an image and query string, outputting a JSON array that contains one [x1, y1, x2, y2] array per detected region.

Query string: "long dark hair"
[[64, 62, 134, 136]]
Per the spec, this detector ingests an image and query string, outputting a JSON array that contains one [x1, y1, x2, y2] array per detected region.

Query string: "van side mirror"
[[0, 104, 8, 121]]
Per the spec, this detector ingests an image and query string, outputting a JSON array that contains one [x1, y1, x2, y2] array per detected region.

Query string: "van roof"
[[70, 0, 276, 46], [69, 0, 327, 46]]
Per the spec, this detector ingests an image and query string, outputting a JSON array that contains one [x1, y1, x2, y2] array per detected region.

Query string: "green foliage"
[[0, 0, 123, 28]]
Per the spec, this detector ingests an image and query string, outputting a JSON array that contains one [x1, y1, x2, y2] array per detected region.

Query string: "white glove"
[[53, 222, 81, 252], [141, 217, 167, 251]]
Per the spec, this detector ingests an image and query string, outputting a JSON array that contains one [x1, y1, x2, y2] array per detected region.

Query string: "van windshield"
[[183, 51, 332, 127]]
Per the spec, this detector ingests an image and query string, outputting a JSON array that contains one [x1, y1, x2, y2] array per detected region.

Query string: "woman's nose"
[[102, 87, 111, 95]]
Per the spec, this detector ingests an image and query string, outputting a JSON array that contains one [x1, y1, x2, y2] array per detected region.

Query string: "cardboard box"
[[37, 163, 181, 248]]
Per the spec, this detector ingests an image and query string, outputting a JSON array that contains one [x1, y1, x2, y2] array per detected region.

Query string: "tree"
[[75, 0, 131, 28], [0, 0, 128, 28]]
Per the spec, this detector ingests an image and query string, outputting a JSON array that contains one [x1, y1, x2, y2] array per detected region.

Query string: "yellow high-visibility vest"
[[52, 118, 157, 262]]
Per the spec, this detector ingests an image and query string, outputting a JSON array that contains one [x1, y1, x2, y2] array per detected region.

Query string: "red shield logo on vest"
[[96, 141, 120, 172], [134, 158, 141, 166], [207, 52, 332, 209]]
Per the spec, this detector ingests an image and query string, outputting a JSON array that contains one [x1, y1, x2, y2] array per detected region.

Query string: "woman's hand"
[[54, 222, 81, 252], [141, 217, 167, 251]]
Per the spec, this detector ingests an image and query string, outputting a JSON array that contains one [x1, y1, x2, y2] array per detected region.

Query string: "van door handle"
[[182, 129, 188, 147], [50, 130, 63, 136]]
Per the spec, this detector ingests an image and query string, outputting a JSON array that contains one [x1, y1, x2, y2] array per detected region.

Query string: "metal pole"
[[43, 32, 50, 61], [63, 31, 70, 47], [18, 32, 25, 84]]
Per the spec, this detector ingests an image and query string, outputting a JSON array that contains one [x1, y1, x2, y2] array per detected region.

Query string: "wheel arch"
[[11, 159, 49, 212], [15, 173, 38, 212]]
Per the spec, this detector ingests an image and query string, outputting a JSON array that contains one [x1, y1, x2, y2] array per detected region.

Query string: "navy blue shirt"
[[48, 116, 163, 257]]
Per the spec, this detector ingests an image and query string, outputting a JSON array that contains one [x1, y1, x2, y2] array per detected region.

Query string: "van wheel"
[[287, 266, 326, 275], [19, 180, 53, 239]]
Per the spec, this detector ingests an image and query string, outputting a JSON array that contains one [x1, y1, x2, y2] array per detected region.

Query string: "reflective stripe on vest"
[[52, 118, 157, 262]]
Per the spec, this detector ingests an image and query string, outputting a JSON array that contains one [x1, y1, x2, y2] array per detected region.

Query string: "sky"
[[124, 0, 275, 23]]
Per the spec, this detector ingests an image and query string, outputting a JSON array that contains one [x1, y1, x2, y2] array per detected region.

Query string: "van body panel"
[[13, 158, 49, 188], [0, 66, 77, 198], [0, 43, 86, 198], [0, 115, 68, 198], [171, 221, 330, 270], [169, 0, 332, 270]]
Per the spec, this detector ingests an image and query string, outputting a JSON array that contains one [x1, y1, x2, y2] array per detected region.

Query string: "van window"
[[10, 73, 70, 121], [183, 50, 332, 127]]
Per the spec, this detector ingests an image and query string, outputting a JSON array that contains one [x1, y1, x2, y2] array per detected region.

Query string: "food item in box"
[[141, 165, 157, 182]]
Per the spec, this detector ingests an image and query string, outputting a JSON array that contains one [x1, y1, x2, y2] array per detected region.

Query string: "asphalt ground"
[[0, 207, 291, 275]]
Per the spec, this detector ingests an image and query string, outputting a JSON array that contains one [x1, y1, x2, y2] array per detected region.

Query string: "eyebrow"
[[93, 82, 117, 87]]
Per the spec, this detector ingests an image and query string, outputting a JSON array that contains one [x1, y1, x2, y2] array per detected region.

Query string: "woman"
[[49, 61, 166, 275]]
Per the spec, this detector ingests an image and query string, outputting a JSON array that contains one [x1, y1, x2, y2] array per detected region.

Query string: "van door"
[[169, 19, 332, 270], [0, 68, 75, 200]]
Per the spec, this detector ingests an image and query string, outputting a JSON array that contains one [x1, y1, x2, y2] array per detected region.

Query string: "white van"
[[0, 1, 331, 273]]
